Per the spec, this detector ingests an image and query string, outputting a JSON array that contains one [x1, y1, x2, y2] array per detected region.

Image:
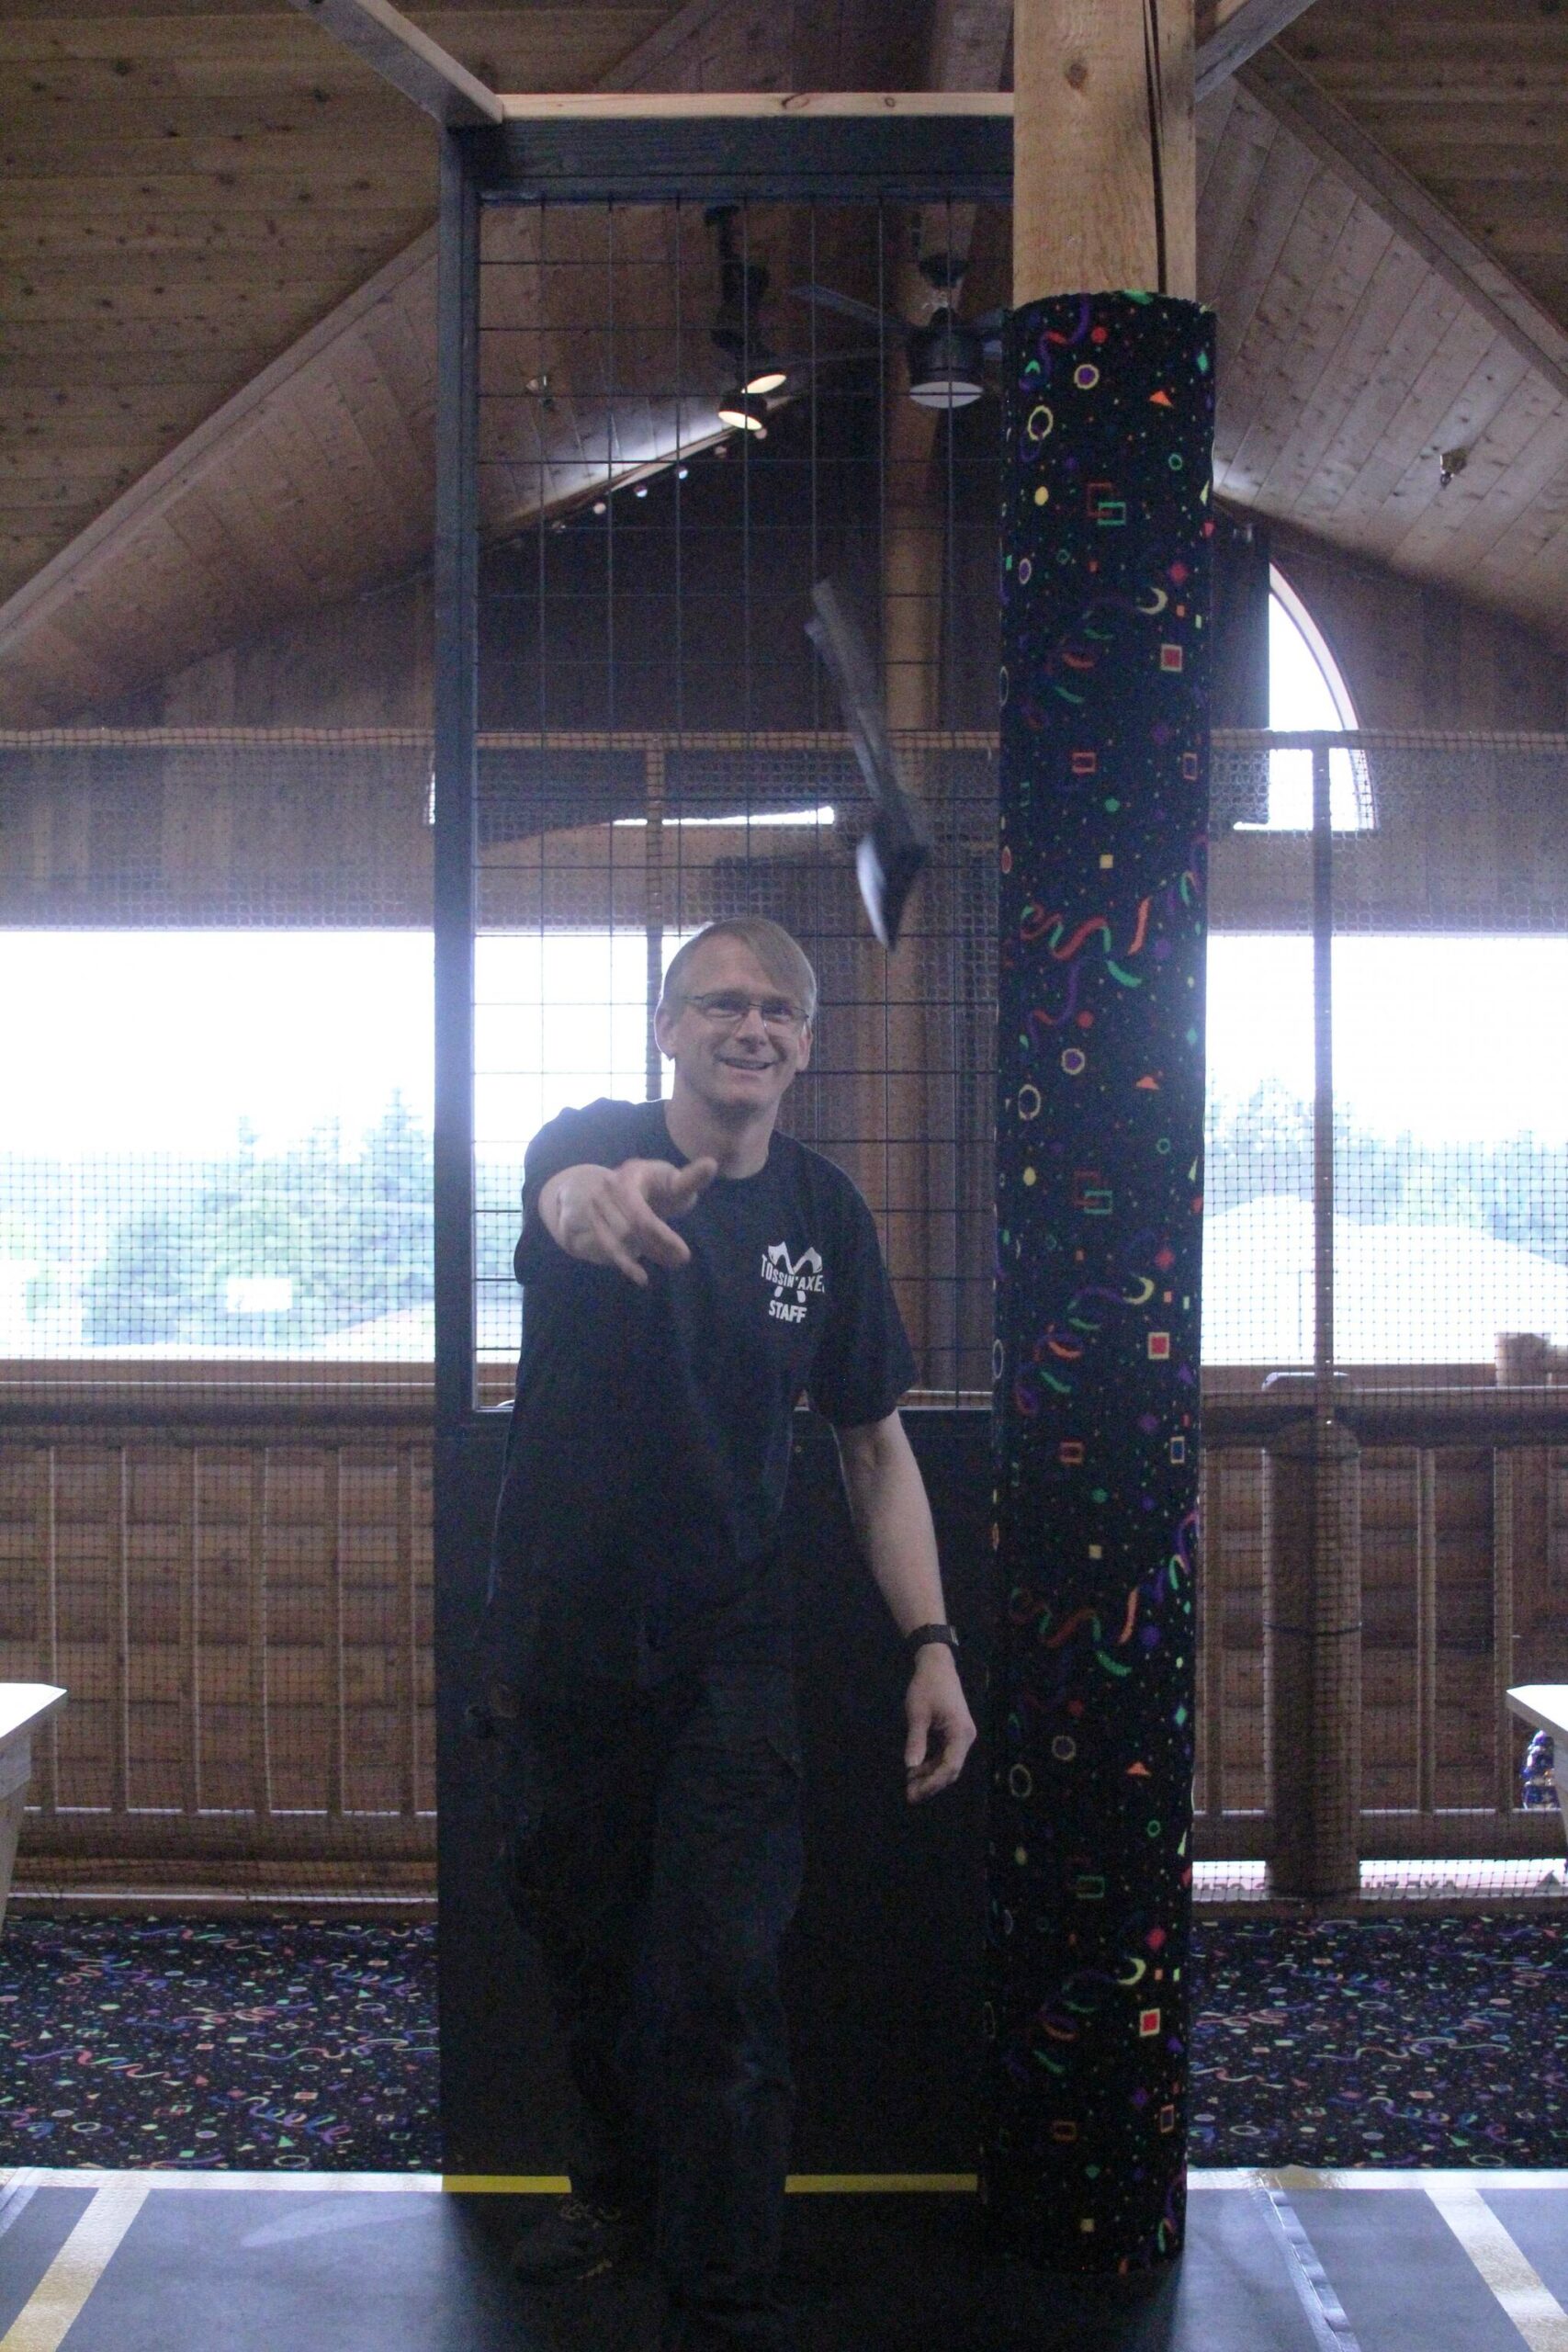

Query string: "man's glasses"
[[682, 990, 807, 1033]]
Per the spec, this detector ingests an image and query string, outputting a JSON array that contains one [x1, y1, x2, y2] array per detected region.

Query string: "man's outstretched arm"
[[538, 1156, 716, 1286], [835, 1412, 977, 1804]]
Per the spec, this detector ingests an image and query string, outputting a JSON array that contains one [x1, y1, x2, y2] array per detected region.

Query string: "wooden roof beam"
[[1194, 0, 1323, 104], [1238, 44, 1568, 410], [284, 0, 503, 128]]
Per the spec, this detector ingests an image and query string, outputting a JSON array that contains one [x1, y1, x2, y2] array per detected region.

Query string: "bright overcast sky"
[[1207, 933, 1568, 1144], [2, 927, 1564, 1159]]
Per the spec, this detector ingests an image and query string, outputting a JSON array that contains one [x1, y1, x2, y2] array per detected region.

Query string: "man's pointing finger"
[[661, 1156, 718, 1211]]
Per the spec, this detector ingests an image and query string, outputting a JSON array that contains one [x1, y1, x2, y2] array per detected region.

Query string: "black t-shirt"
[[486, 1097, 916, 1692]]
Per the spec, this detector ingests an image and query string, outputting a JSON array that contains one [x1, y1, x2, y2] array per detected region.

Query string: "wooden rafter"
[[1194, 0, 1322, 103], [1238, 45, 1568, 410], [283, 0, 503, 127]]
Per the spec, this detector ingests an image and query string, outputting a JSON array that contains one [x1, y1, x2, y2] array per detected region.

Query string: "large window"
[[1203, 575, 1568, 1368], [0, 928, 683, 1362]]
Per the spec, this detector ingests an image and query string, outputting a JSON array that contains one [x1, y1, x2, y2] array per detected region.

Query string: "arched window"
[[1247, 567, 1372, 831]]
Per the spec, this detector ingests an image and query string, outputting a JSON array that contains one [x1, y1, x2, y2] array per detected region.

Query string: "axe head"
[[856, 809, 930, 952], [806, 579, 931, 952]]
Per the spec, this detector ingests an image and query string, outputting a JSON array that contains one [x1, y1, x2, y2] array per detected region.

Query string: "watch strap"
[[906, 1622, 959, 1657]]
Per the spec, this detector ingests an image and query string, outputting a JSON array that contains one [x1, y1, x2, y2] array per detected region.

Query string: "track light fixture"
[[716, 387, 769, 435]]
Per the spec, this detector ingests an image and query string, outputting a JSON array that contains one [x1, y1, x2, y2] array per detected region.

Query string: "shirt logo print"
[[761, 1241, 825, 1325]]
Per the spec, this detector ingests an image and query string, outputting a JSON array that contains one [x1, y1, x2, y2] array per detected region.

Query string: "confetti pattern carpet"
[[0, 1913, 1563, 2172], [0, 1917, 437, 2169]]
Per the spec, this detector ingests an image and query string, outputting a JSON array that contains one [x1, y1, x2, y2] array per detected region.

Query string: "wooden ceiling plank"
[[159, 499, 284, 650], [0, 11, 664, 62], [1195, 99, 1280, 308], [1381, 349, 1558, 572], [1224, 198, 1398, 504], [0, 119, 437, 177], [1394, 378, 1568, 581], [324, 337, 433, 510], [1236, 242, 1442, 518], [0, 170, 440, 214], [1326, 303, 1510, 549], [1238, 45, 1568, 406], [1195, 75, 1239, 209], [280, 0, 503, 127], [0, 223, 434, 653], [1213, 167, 1359, 472], [0, 260, 402, 318], [0, 211, 429, 262], [306, 364, 431, 569], [243, 404, 384, 593], [1472, 455, 1568, 616], [1210, 132, 1324, 380], [178, 475, 322, 612], [1290, 274, 1472, 526]]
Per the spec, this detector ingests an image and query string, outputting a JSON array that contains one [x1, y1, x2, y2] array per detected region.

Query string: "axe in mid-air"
[[806, 579, 931, 951]]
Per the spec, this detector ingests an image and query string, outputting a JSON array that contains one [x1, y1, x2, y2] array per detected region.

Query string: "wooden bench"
[[1506, 1686, 1568, 1842], [0, 1684, 65, 1932]]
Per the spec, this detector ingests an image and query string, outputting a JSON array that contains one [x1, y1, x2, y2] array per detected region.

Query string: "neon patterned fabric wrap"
[[983, 291, 1214, 2272]]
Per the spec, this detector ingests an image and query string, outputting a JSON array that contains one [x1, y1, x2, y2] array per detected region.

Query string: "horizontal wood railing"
[[3, 1373, 1565, 1892], [1194, 1382, 1568, 1881], [0, 1389, 434, 1879]]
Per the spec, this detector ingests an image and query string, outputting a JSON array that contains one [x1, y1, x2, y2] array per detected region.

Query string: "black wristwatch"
[[906, 1623, 959, 1660]]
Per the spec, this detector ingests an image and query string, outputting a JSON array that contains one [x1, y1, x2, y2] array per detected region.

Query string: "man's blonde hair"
[[660, 919, 818, 1023]]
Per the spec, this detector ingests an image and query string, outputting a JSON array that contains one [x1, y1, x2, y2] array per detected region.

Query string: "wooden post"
[[1014, 0, 1196, 306], [1264, 1416, 1362, 1898], [987, 0, 1204, 2275]]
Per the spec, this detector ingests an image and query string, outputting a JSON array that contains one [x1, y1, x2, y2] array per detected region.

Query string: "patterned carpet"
[[0, 1913, 1563, 2171]]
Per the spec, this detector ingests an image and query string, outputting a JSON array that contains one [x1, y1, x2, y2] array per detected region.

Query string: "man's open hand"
[[541, 1158, 718, 1287], [904, 1644, 977, 1804]]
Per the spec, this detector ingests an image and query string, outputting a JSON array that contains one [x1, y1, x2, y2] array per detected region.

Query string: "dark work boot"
[[511, 2192, 637, 2284], [659, 2300, 797, 2351]]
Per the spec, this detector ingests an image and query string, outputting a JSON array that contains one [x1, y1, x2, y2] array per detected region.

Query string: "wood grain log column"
[[984, 0, 1211, 2269]]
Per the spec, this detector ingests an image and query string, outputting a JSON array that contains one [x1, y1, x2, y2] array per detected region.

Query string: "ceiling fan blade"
[[787, 283, 909, 339]]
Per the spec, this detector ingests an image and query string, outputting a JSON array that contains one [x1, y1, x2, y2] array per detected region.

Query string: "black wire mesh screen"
[[1200, 732, 1568, 1900], [0, 729, 438, 1902], [470, 197, 1006, 1404], [3, 197, 1568, 1910]]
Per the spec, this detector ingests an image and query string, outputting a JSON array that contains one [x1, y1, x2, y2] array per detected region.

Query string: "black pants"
[[498, 1665, 805, 2346]]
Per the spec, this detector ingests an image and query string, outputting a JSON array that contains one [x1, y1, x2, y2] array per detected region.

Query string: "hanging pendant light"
[[906, 309, 985, 410]]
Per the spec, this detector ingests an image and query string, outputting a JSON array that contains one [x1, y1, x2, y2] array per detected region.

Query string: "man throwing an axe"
[[482, 915, 976, 2351]]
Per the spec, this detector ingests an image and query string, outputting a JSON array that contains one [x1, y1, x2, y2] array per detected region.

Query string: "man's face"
[[655, 937, 813, 1121]]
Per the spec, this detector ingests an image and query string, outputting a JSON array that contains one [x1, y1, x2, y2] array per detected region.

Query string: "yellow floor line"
[[0, 2176, 149, 2352], [440, 2172, 976, 2196], [1426, 2181, 1568, 2352]]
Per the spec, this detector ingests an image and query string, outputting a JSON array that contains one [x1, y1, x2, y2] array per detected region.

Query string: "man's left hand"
[[903, 1645, 976, 1804]]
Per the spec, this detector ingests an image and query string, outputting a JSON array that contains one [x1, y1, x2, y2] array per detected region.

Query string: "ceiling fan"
[[789, 252, 1005, 410]]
